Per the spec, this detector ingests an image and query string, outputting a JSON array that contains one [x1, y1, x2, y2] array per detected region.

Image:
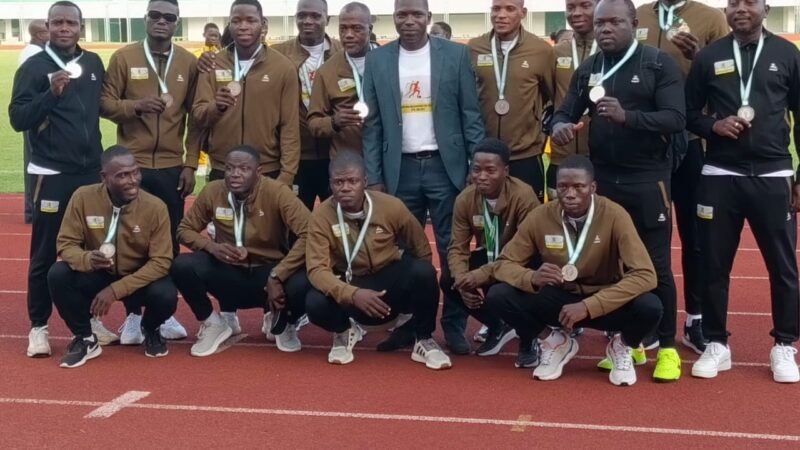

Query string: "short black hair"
[[203, 22, 219, 32], [299, 0, 329, 13], [558, 155, 595, 181], [329, 150, 366, 178], [101, 145, 133, 169], [341, 1, 371, 18], [394, 0, 429, 12], [596, 0, 636, 21], [472, 138, 510, 166], [48, 1, 82, 21], [228, 145, 261, 165], [432, 21, 452, 39], [551, 29, 572, 43], [148, 0, 179, 5], [231, 0, 263, 17]]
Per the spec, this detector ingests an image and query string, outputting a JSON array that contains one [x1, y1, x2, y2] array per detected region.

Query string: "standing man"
[[548, 0, 596, 201], [194, 22, 222, 177], [9, 1, 106, 358], [551, 0, 686, 382], [430, 22, 452, 40], [192, 0, 300, 185], [686, 0, 800, 383], [100, 0, 199, 342], [17, 19, 48, 225], [468, 0, 556, 201], [636, 0, 728, 354], [361, 0, 485, 354], [307, 2, 373, 158], [48, 147, 177, 367], [273, 0, 343, 210]]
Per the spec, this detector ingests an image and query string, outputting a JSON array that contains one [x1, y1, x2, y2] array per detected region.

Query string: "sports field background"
[[0, 45, 797, 194]]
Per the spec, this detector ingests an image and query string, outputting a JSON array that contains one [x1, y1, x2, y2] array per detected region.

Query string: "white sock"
[[204, 312, 223, 326], [686, 314, 702, 327]]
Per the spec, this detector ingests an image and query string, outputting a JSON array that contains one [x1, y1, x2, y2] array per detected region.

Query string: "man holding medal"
[[445, 138, 539, 362], [9, 1, 106, 358], [551, 0, 686, 382], [685, 0, 800, 383], [307, 2, 374, 158], [549, 0, 597, 200], [48, 147, 177, 368], [305, 151, 451, 370], [636, 0, 728, 355], [100, 0, 201, 343], [486, 155, 662, 386], [273, 0, 343, 210], [192, 0, 300, 186], [468, 0, 556, 201], [173, 146, 312, 357]]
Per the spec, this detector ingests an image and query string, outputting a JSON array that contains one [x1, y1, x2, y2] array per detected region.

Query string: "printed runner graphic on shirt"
[[401, 79, 432, 113]]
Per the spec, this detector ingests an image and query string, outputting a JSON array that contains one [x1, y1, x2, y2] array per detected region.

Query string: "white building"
[[0, 0, 797, 44]]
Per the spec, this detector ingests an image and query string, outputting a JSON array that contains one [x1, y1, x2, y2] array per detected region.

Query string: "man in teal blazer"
[[361, 0, 485, 354]]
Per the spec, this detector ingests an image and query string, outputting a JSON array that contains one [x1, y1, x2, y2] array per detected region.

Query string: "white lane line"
[[0, 395, 797, 441], [84, 390, 151, 418]]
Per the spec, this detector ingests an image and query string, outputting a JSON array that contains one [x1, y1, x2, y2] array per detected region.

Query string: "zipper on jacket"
[[75, 83, 90, 169], [357, 219, 375, 273], [240, 75, 247, 145], [152, 54, 163, 167]]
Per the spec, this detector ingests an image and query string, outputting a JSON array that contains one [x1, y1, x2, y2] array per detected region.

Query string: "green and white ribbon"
[[490, 34, 518, 101], [336, 192, 374, 284], [234, 43, 263, 82], [658, 1, 686, 31], [482, 200, 500, 263], [561, 195, 595, 265], [571, 38, 598, 69], [732, 32, 764, 108], [103, 206, 122, 244], [598, 40, 639, 85], [143, 39, 175, 95], [227, 193, 245, 247]]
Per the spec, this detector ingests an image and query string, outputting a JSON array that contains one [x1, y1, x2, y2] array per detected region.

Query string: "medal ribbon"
[[345, 52, 365, 103], [234, 44, 263, 83], [571, 38, 598, 70], [732, 32, 764, 108], [227, 193, 246, 247], [598, 40, 638, 85], [336, 192, 374, 284], [44, 42, 83, 73], [103, 206, 122, 244], [143, 39, 175, 95], [490, 34, 518, 101], [561, 195, 595, 266], [299, 52, 324, 109], [657, 1, 686, 31], [482, 200, 500, 263]]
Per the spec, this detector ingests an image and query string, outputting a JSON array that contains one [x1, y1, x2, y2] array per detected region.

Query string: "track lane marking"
[[84, 391, 151, 418]]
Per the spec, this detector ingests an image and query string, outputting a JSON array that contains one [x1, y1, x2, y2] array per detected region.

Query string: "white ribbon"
[[142, 39, 175, 95], [227, 193, 245, 247], [561, 195, 595, 266], [657, 1, 686, 31], [732, 32, 765, 108], [571, 38, 598, 70], [103, 207, 122, 244], [490, 34, 518, 101]]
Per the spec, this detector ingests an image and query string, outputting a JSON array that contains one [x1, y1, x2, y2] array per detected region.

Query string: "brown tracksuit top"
[[100, 41, 202, 169], [306, 191, 432, 305], [272, 35, 343, 161], [447, 176, 540, 286], [56, 184, 173, 299], [176, 177, 309, 282], [468, 28, 555, 160], [493, 195, 657, 319], [551, 38, 592, 165], [192, 46, 300, 185]]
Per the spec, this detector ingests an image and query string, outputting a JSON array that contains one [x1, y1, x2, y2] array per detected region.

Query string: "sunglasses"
[[147, 10, 179, 23]]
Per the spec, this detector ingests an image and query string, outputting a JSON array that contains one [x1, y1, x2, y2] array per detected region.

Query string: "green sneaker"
[[632, 344, 647, 365], [597, 356, 612, 372], [653, 347, 681, 382]]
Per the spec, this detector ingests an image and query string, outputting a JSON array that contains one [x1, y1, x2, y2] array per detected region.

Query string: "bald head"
[[28, 19, 48, 46]]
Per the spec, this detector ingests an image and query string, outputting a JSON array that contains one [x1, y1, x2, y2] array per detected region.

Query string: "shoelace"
[[67, 336, 84, 352], [775, 345, 798, 362], [196, 323, 209, 339], [282, 324, 298, 342], [611, 341, 633, 371], [539, 345, 556, 366], [119, 315, 140, 334]]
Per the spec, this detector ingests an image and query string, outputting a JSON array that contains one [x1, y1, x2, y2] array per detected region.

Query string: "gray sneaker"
[[191, 320, 233, 357], [328, 322, 361, 365], [412, 338, 452, 370], [275, 323, 301, 352]]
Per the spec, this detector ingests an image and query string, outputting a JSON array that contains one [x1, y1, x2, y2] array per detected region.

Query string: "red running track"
[[0, 194, 798, 448]]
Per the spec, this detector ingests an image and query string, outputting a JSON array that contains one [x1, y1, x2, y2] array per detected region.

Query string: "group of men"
[[8, 0, 800, 385]]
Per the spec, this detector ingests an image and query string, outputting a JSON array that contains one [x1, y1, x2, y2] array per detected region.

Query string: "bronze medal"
[[561, 264, 578, 282], [160, 93, 173, 108], [494, 99, 510, 116], [99, 243, 116, 259], [227, 81, 242, 97], [737, 105, 755, 122]]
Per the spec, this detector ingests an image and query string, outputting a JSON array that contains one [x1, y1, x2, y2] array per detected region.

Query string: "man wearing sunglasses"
[[100, 0, 201, 344]]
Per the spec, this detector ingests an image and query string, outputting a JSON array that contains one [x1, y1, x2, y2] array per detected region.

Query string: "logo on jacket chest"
[[545, 234, 564, 249]]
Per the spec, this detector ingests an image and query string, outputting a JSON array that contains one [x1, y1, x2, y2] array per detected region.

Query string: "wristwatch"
[[269, 270, 280, 281]]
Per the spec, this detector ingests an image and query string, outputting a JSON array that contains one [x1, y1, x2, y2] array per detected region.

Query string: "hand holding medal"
[[345, 52, 369, 122], [143, 40, 176, 110]]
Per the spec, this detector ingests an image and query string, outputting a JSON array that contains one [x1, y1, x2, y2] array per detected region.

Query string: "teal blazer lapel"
[[429, 36, 441, 111], [386, 41, 402, 118]]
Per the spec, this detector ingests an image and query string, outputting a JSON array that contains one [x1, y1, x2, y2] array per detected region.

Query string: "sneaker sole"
[[411, 352, 453, 370], [476, 330, 518, 357], [773, 372, 800, 383], [190, 327, 234, 357], [276, 340, 302, 353], [328, 349, 354, 365], [27, 349, 52, 358], [60, 345, 102, 369], [682, 336, 705, 355], [97, 336, 120, 346], [145, 348, 169, 358], [515, 359, 539, 369], [120, 335, 145, 345], [534, 340, 579, 381], [609, 372, 637, 386], [691, 359, 731, 379]]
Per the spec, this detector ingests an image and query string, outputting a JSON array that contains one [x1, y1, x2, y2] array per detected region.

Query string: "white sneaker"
[[220, 312, 242, 335], [191, 316, 233, 357], [411, 338, 452, 370], [691, 342, 731, 379], [119, 313, 144, 345], [27, 326, 51, 357], [90, 317, 119, 346], [262, 312, 276, 342], [606, 334, 636, 386], [275, 323, 302, 352], [770, 344, 799, 383], [160, 316, 187, 340], [533, 330, 578, 381], [473, 324, 489, 343], [296, 314, 310, 331], [328, 322, 361, 365]]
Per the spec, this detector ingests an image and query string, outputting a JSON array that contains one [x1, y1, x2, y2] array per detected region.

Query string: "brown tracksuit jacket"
[[447, 176, 539, 286], [551, 38, 592, 165], [493, 195, 657, 319], [176, 177, 309, 281], [100, 42, 202, 169], [56, 184, 173, 299], [306, 191, 432, 305]]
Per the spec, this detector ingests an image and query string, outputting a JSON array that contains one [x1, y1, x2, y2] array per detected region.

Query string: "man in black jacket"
[[9, 0, 106, 358], [551, 0, 685, 382], [686, 0, 800, 384]]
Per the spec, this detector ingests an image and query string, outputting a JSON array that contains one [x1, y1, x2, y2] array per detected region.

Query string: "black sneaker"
[[642, 333, 659, 350], [376, 324, 415, 352], [144, 328, 168, 358], [515, 340, 540, 368], [682, 319, 706, 355], [570, 327, 585, 338], [60, 335, 102, 368], [476, 324, 517, 356], [444, 332, 471, 355]]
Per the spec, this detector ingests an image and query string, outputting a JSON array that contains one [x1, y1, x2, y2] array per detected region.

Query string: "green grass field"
[[0, 48, 796, 194]]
